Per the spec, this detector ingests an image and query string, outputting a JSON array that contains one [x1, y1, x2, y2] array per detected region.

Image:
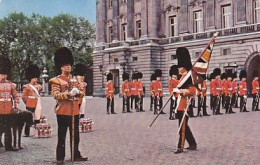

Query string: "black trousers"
[[225, 96, 232, 113], [170, 97, 177, 118], [231, 93, 237, 108], [210, 94, 213, 110], [139, 96, 144, 111], [150, 96, 154, 111], [197, 95, 207, 116], [123, 96, 130, 112], [176, 111, 197, 149], [252, 94, 259, 111], [0, 115, 13, 149], [213, 96, 221, 114], [222, 94, 226, 108], [154, 96, 163, 112], [131, 95, 138, 110], [188, 102, 194, 117], [56, 115, 81, 161], [107, 97, 115, 113], [240, 95, 247, 112]]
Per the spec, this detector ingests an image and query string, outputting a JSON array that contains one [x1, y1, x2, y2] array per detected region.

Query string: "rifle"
[[253, 93, 259, 111], [242, 95, 247, 111]]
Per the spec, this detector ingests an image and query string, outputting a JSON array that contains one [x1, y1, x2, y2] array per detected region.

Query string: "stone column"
[[96, 0, 106, 46], [178, 0, 189, 34], [127, 0, 135, 40], [112, 0, 119, 42], [148, 0, 159, 38], [141, 0, 148, 39]]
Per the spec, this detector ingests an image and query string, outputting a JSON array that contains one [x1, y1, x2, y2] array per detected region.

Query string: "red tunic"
[[212, 79, 222, 96], [22, 83, 42, 108], [239, 81, 247, 96], [224, 81, 232, 96], [209, 81, 213, 95], [232, 81, 238, 93], [221, 80, 226, 95], [106, 82, 114, 98], [150, 82, 155, 96], [154, 81, 163, 97], [122, 82, 131, 97], [136, 81, 144, 96], [252, 80, 259, 94]]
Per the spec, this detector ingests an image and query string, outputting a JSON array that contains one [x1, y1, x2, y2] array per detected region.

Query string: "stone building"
[[92, 0, 260, 97]]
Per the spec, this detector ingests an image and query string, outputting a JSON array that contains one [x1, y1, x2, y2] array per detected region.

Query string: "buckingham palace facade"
[[92, 0, 260, 97]]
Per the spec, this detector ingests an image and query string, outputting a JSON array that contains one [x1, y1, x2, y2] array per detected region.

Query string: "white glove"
[[69, 87, 80, 96], [173, 88, 180, 93]]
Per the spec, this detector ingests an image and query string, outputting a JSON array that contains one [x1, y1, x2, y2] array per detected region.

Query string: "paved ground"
[[0, 96, 260, 165]]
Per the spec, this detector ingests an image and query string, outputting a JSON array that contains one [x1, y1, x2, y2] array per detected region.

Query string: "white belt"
[[202, 88, 206, 89], [256, 87, 259, 89], [28, 96, 36, 99], [125, 89, 129, 91], [228, 88, 232, 90], [243, 89, 247, 90], [0, 98, 11, 102], [216, 88, 222, 90], [131, 88, 136, 90], [158, 89, 162, 90], [138, 89, 143, 91]]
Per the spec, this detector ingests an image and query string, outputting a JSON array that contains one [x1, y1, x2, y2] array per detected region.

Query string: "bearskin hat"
[[73, 63, 86, 76], [239, 70, 247, 80], [213, 68, 221, 76], [25, 64, 40, 81], [252, 70, 258, 78], [132, 73, 138, 80], [137, 72, 143, 79], [54, 47, 74, 70], [210, 72, 216, 80], [107, 73, 113, 81], [122, 72, 129, 81], [232, 73, 237, 79], [155, 69, 162, 78], [200, 74, 207, 80], [220, 73, 227, 80], [169, 65, 179, 77], [0, 56, 11, 75], [226, 70, 233, 78], [150, 74, 156, 82], [176, 47, 192, 71]]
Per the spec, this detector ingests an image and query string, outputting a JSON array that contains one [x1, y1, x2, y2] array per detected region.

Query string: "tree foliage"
[[0, 12, 95, 81]]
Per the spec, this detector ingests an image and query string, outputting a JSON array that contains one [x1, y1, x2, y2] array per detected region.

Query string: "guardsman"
[[22, 64, 42, 137], [251, 70, 259, 111], [197, 75, 210, 117], [73, 64, 87, 118], [149, 74, 156, 111], [130, 73, 138, 111], [239, 70, 248, 112], [168, 65, 179, 120], [224, 71, 235, 114], [122, 72, 132, 113], [49, 47, 88, 164], [221, 73, 227, 109], [231, 73, 239, 108], [174, 47, 197, 154], [137, 72, 145, 112], [154, 69, 165, 115], [0, 56, 19, 151], [212, 68, 223, 115], [209, 73, 215, 111], [106, 73, 116, 114]]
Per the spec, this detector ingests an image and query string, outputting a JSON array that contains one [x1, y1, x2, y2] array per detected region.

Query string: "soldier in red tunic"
[[106, 73, 116, 114], [197, 75, 210, 116], [231, 73, 239, 108], [130, 73, 138, 111], [221, 73, 227, 109], [149, 74, 156, 111], [212, 68, 223, 115], [137, 72, 145, 112], [22, 64, 42, 137], [168, 65, 179, 120], [122, 72, 132, 113], [73, 64, 87, 118], [49, 47, 88, 164], [154, 69, 165, 115], [0, 56, 19, 151], [224, 70, 235, 114], [251, 70, 259, 111], [174, 47, 197, 154], [239, 70, 248, 112], [209, 72, 215, 111]]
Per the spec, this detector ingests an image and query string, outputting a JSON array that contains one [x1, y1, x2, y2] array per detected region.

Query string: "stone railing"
[[95, 23, 260, 51]]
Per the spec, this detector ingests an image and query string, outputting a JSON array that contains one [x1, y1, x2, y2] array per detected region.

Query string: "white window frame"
[[193, 11, 203, 33], [121, 23, 127, 41], [109, 26, 113, 43], [169, 16, 178, 37], [136, 20, 141, 39], [254, 0, 260, 23], [222, 5, 232, 29]]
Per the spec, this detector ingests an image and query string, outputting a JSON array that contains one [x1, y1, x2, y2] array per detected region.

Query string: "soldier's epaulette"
[[49, 76, 60, 85]]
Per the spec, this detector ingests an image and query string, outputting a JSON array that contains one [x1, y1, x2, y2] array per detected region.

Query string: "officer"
[[106, 73, 116, 114]]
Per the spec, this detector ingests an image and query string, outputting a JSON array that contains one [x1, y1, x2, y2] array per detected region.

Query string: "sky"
[[0, 0, 96, 24]]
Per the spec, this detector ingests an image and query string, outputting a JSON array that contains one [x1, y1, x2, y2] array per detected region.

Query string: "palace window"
[[108, 0, 112, 8], [113, 58, 119, 63], [254, 0, 260, 23], [169, 16, 178, 37], [136, 21, 141, 39], [121, 24, 127, 41], [194, 51, 201, 58], [222, 5, 232, 28], [193, 11, 203, 33], [122, 0, 127, 4], [222, 48, 231, 56], [109, 26, 113, 43], [171, 55, 177, 60], [133, 57, 138, 62]]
